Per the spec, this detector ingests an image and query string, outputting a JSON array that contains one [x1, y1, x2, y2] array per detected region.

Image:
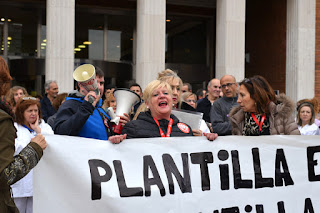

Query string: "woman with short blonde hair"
[[181, 92, 197, 109], [110, 80, 217, 142]]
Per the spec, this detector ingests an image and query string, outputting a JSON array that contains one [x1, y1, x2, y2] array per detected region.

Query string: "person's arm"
[[283, 116, 300, 135], [210, 103, 232, 136], [53, 100, 94, 136], [0, 120, 45, 186], [54, 91, 101, 136], [3, 142, 43, 185]]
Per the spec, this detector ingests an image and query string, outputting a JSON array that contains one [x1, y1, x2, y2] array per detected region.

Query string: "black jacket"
[[196, 96, 211, 123], [40, 94, 56, 122], [178, 101, 196, 112], [122, 111, 193, 139]]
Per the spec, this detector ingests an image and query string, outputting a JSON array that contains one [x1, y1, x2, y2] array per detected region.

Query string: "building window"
[[166, 17, 207, 64], [75, 12, 134, 62], [0, 3, 45, 58]]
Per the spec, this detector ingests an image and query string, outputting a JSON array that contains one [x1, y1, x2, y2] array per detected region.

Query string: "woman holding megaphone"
[[108, 80, 218, 143]]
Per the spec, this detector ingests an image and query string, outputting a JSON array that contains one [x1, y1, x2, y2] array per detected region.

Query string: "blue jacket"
[[53, 91, 112, 140]]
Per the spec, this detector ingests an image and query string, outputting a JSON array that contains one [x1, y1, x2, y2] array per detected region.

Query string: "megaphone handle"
[[88, 95, 95, 104]]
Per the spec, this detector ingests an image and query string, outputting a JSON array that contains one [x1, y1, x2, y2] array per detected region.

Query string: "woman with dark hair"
[[0, 56, 47, 212], [229, 75, 300, 135], [12, 97, 53, 213], [296, 98, 320, 135]]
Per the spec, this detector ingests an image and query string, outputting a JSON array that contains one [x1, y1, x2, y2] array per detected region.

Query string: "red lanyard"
[[251, 113, 266, 131], [153, 118, 173, 137]]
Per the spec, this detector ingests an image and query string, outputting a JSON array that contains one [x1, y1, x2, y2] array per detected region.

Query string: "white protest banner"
[[34, 135, 320, 213]]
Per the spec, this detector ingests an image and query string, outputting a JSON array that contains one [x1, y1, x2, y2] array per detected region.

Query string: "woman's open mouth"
[[159, 101, 168, 107]]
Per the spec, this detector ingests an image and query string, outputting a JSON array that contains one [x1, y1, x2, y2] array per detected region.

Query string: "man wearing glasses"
[[210, 75, 239, 135], [196, 78, 221, 123]]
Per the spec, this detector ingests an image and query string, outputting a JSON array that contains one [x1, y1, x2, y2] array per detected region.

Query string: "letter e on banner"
[[177, 123, 190, 133]]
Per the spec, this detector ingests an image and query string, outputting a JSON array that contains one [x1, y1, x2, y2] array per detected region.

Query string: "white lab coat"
[[298, 123, 320, 135], [11, 120, 53, 198]]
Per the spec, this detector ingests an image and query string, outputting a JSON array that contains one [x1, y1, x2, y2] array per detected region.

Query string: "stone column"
[[286, 0, 316, 103], [3, 19, 8, 59], [215, 0, 246, 82], [132, 28, 137, 81], [103, 15, 108, 61], [37, 9, 42, 58], [136, 0, 166, 89], [46, 0, 75, 93]]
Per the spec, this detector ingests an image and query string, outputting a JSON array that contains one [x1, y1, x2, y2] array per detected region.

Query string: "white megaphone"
[[108, 88, 141, 134], [73, 64, 100, 103]]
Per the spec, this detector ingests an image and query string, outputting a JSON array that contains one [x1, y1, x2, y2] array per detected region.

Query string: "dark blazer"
[[196, 96, 211, 123], [40, 94, 56, 122]]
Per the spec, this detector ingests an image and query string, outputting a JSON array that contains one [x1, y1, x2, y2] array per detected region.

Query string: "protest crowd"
[[0, 54, 319, 212]]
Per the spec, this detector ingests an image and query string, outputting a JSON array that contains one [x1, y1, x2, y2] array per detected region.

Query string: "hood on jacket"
[[68, 90, 85, 98], [229, 93, 295, 118], [271, 93, 295, 117]]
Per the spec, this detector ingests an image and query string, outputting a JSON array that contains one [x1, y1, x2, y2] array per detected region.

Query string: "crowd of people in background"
[[1, 55, 320, 212]]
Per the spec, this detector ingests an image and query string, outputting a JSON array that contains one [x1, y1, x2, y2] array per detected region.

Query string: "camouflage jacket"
[[0, 109, 43, 212]]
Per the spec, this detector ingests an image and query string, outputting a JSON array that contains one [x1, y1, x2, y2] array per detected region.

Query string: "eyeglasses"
[[221, 83, 235, 89], [22, 97, 37, 101], [243, 78, 252, 84], [186, 99, 196, 103]]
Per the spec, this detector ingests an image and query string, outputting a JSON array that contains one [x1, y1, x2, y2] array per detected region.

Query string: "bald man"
[[196, 78, 221, 123], [210, 75, 239, 135]]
